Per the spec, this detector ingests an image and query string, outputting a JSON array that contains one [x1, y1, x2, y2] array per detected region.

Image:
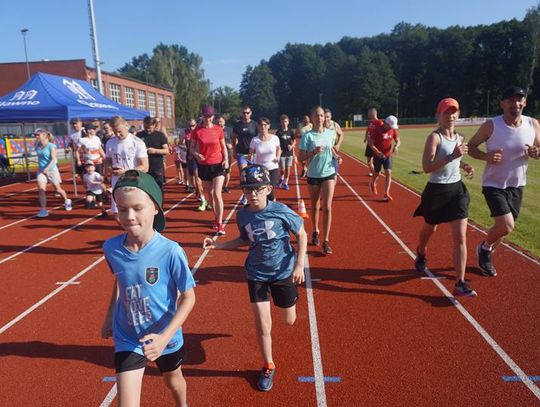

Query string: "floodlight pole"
[[88, 0, 104, 94], [395, 91, 400, 117], [21, 28, 30, 80]]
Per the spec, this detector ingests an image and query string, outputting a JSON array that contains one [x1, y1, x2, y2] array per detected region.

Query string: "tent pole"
[[68, 120, 78, 197]]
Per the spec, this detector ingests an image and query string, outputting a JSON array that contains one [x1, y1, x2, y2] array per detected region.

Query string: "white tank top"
[[429, 131, 462, 184], [483, 115, 535, 188]]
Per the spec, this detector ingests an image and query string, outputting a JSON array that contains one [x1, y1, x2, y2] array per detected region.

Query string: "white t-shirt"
[[70, 130, 84, 148], [250, 135, 280, 171], [78, 136, 103, 163], [83, 171, 104, 194], [105, 134, 148, 171]]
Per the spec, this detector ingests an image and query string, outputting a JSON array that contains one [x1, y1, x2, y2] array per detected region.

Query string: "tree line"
[[118, 5, 539, 125]]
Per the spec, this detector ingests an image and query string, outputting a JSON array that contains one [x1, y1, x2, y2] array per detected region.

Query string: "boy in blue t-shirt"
[[203, 164, 307, 392], [101, 170, 196, 407]]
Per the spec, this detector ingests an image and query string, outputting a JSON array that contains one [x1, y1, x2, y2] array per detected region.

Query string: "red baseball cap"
[[437, 98, 460, 113]]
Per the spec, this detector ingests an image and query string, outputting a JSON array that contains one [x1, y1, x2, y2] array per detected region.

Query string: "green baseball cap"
[[113, 170, 165, 232]]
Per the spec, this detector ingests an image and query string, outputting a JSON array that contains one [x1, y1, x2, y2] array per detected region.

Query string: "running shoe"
[[206, 202, 213, 211], [222, 186, 230, 193], [477, 242, 497, 277], [284, 184, 289, 190], [368, 172, 373, 177], [414, 251, 427, 273], [454, 280, 477, 297], [322, 241, 333, 255], [257, 367, 276, 392], [100, 210, 108, 218], [217, 224, 226, 236], [277, 178, 283, 188], [311, 231, 320, 246], [383, 193, 393, 202], [64, 199, 73, 211], [196, 201, 208, 211], [37, 208, 49, 218]]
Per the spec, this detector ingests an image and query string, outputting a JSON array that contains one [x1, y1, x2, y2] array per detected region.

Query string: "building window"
[[165, 96, 173, 118], [137, 90, 146, 110], [125, 87, 134, 107], [157, 94, 164, 117], [148, 92, 156, 116], [91, 79, 98, 90], [109, 83, 121, 103]]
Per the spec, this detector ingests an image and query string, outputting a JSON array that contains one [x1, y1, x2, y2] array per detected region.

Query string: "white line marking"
[[55, 281, 80, 285], [343, 152, 540, 266], [292, 164, 328, 406], [0, 256, 105, 334], [338, 172, 540, 401], [99, 384, 117, 407], [0, 211, 102, 265], [420, 276, 447, 280]]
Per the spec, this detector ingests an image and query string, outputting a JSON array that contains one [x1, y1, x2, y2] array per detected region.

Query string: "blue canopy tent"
[[0, 72, 150, 193], [0, 72, 149, 121]]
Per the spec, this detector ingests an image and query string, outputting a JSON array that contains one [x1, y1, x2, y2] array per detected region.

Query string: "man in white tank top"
[[469, 86, 540, 276]]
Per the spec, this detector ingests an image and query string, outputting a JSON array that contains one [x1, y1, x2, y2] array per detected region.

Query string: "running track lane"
[[1, 156, 539, 405]]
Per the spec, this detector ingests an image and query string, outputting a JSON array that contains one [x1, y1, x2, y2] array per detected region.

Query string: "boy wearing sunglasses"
[[203, 164, 307, 392]]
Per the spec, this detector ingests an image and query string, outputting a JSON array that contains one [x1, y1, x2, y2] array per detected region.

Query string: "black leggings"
[[268, 168, 279, 201]]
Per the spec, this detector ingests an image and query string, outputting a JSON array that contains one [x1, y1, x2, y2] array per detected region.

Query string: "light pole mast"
[[21, 28, 30, 80], [88, 0, 104, 94]]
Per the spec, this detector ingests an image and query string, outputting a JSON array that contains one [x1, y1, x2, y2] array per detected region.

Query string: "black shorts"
[[413, 181, 469, 225], [198, 163, 225, 181], [364, 144, 373, 158], [482, 186, 523, 220], [373, 156, 392, 172], [86, 191, 104, 202], [307, 173, 336, 185], [115, 346, 185, 374], [248, 276, 298, 308], [149, 171, 164, 191]]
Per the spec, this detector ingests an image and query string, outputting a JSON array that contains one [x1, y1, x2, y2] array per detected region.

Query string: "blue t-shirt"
[[35, 143, 57, 172], [103, 231, 196, 355], [298, 129, 336, 178], [237, 200, 303, 282]]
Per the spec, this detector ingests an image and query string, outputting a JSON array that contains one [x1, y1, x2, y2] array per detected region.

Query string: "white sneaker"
[[64, 199, 73, 211], [37, 208, 49, 218]]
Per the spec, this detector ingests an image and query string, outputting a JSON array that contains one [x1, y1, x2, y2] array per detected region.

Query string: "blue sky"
[[2, 0, 537, 90]]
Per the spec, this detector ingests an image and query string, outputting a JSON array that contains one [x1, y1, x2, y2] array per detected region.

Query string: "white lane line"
[[0, 256, 105, 334], [338, 173, 540, 401], [0, 211, 103, 265], [304, 254, 327, 407], [99, 384, 117, 407], [343, 152, 540, 267], [293, 164, 328, 406], [0, 198, 85, 231]]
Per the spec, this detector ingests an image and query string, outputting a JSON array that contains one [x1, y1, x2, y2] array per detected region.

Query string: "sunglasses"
[[243, 111, 251, 115]]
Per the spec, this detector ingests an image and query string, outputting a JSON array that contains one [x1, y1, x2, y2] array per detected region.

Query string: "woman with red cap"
[[190, 106, 229, 235], [413, 97, 477, 297]]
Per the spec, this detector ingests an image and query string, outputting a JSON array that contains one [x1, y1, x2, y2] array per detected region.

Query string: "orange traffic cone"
[[297, 199, 309, 219]]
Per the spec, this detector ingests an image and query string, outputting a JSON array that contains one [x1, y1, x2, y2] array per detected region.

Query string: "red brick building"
[[0, 59, 176, 129]]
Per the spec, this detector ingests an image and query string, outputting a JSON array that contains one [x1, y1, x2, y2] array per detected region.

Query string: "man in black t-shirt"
[[275, 114, 296, 190], [232, 106, 258, 177], [136, 116, 169, 190]]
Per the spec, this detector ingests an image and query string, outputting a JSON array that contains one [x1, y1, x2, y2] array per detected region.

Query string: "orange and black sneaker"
[[383, 193, 393, 202]]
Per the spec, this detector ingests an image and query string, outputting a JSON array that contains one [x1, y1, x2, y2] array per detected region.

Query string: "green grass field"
[[341, 126, 540, 257]]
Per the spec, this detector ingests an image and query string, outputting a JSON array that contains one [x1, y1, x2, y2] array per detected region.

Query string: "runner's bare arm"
[[468, 120, 494, 161]]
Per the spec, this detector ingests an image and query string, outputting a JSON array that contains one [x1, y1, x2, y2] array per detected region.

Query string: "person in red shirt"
[[367, 115, 400, 201], [190, 106, 229, 235], [364, 107, 382, 177]]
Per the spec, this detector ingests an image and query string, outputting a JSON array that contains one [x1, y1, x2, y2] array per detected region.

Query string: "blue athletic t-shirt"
[[298, 129, 336, 178], [103, 231, 196, 355], [35, 143, 57, 172], [237, 200, 303, 282]]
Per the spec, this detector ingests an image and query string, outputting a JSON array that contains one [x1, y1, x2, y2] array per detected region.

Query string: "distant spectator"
[[136, 116, 169, 191]]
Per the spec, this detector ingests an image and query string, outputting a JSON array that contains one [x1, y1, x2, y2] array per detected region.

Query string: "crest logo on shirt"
[[145, 267, 159, 285]]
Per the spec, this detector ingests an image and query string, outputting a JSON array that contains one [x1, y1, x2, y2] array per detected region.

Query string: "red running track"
[[0, 155, 538, 406]]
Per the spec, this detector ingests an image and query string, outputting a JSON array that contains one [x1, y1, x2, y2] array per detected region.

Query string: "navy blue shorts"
[[374, 156, 392, 172]]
